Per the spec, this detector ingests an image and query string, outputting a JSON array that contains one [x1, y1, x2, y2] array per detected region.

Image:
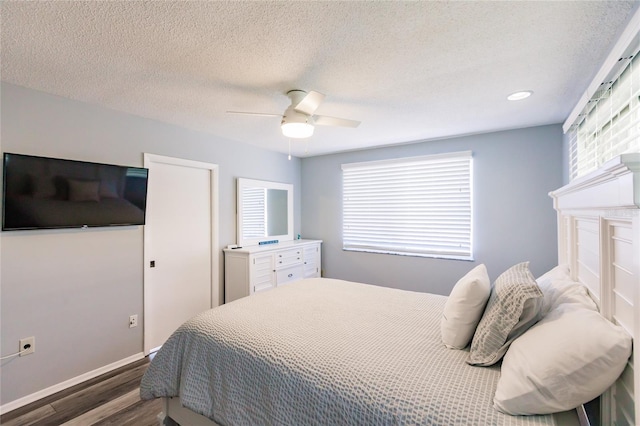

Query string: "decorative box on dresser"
[[224, 239, 322, 303]]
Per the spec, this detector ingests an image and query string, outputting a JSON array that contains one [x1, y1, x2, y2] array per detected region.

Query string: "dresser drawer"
[[276, 265, 303, 285], [275, 248, 302, 268], [251, 254, 275, 294], [303, 262, 320, 278], [303, 244, 318, 258], [303, 243, 320, 278]]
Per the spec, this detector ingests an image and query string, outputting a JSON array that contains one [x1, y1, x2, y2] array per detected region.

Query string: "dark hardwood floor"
[[0, 357, 163, 426]]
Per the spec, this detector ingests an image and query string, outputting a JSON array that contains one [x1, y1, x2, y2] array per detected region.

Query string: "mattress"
[[140, 278, 557, 425]]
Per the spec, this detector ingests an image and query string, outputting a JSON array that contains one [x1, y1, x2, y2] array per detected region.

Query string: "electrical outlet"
[[129, 315, 138, 328], [19, 336, 35, 356]]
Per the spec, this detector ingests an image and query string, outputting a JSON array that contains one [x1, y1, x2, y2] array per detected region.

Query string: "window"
[[342, 151, 473, 260], [568, 53, 640, 181]]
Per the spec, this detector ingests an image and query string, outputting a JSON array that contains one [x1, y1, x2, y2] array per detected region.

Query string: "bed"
[[140, 153, 640, 426]]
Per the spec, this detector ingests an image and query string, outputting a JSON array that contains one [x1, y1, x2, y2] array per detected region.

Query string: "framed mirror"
[[237, 178, 293, 247]]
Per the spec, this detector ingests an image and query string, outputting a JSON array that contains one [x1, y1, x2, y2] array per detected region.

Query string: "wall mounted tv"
[[2, 153, 149, 231]]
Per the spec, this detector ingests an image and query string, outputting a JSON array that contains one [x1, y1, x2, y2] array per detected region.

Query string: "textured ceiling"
[[1, 1, 638, 157]]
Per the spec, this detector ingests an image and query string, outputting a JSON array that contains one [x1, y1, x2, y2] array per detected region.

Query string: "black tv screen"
[[2, 153, 148, 231]]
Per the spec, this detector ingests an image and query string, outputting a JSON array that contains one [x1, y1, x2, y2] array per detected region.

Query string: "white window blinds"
[[241, 187, 266, 238], [342, 151, 473, 260], [567, 51, 640, 181]]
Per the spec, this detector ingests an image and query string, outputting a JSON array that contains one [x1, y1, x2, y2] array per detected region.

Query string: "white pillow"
[[536, 264, 573, 315], [535, 264, 570, 293], [441, 264, 491, 349], [542, 278, 597, 313], [495, 302, 632, 415]]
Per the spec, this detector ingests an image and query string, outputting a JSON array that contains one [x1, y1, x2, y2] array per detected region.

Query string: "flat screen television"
[[2, 153, 149, 231]]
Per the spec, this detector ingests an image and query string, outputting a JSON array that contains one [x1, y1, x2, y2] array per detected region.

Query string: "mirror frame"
[[237, 178, 294, 247]]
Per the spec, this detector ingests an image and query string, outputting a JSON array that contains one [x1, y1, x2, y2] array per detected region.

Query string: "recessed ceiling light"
[[507, 91, 533, 101]]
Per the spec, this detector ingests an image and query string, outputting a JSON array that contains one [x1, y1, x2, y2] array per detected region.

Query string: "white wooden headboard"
[[550, 153, 640, 426]]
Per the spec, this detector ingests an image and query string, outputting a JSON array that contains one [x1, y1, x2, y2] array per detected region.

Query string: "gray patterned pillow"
[[467, 262, 543, 366]]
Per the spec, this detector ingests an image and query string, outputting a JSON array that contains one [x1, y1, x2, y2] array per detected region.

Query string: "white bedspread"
[[140, 278, 557, 425]]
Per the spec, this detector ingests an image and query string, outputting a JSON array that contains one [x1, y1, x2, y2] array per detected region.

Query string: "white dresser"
[[224, 239, 322, 303]]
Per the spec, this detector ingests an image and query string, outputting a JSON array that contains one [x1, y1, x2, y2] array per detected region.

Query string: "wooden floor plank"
[[59, 388, 141, 426], [93, 398, 163, 426], [0, 404, 56, 426], [30, 365, 148, 425], [0, 357, 149, 425], [1, 357, 164, 426], [0, 357, 149, 424], [50, 363, 147, 411]]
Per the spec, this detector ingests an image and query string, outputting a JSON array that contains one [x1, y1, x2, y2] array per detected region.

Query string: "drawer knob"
[[288, 273, 293, 278]]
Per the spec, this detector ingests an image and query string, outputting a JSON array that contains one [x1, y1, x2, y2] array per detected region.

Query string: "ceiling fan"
[[227, 90, 360, 139]]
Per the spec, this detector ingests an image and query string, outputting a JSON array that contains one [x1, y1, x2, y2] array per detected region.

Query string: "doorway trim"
[[142, 153, 220, 355]]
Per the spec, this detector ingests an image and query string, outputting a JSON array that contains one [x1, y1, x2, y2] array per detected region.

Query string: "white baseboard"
[[0, 352, 145, 415]]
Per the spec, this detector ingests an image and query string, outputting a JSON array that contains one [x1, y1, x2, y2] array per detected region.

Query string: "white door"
[[143, 154, 219, 354]]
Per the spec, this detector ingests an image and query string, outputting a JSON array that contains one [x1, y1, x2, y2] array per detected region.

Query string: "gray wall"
[[0, 83, 301, 405], [301, 125, 563, 296]]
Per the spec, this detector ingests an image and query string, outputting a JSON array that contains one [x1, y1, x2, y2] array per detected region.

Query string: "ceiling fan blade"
[[293, 91, 325, 115], [226, 111, 282, 117], [314, 115, 361, 128]]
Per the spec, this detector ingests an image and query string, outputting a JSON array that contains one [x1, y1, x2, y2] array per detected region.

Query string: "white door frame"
[[143, 153, 220, 355]]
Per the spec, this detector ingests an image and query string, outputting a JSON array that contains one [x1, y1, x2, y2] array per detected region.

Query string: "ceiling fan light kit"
[[281, 100, 315, 138], [227, 89, 360, 141], [282, 121, 315, 138]]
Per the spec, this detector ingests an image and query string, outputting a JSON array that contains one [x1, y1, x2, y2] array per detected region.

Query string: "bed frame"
[[160, 153, 640, 426], [550, 153, 640, 426]]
